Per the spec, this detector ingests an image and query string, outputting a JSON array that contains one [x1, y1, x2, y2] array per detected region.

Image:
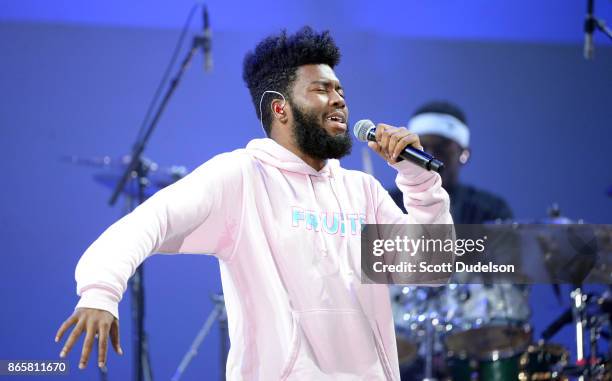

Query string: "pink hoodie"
[[74, 138, 452, 380]]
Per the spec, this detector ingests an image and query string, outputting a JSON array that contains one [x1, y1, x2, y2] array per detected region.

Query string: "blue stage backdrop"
[[0, 3, 611, 380]]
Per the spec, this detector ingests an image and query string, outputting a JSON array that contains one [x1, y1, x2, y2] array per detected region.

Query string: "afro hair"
[[242, 26, 341, 135]]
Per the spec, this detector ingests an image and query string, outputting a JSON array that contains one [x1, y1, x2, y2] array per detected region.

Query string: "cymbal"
[[484, 216, 579, 225], [62, 155, 188, 198], [450, 222, 611, 284]]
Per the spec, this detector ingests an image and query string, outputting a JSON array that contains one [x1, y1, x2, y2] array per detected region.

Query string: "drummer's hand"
[[55, 308, 123, 369], [367, 123, 423, 164]]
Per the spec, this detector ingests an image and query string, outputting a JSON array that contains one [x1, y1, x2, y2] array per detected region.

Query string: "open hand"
[[55, 308, 123, 369]]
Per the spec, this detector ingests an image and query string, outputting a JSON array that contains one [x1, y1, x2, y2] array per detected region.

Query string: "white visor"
[[408, 112, 470, 148]]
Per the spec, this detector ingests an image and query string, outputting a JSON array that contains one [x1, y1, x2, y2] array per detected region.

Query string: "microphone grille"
[[353, 119, 375, 142]]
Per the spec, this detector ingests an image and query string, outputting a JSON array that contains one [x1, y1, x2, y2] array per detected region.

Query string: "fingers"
[[55, 314, 78, 343], [367, 141, 383, 155], [387, 130, 410, 161], [375, 124, 392, 160], [98, 322, 109, 368], [79, 321, 95, 369], [392, 134, 422, 161], [110, 319, 123, 356], [374, 123, 387, 142], [373, 124, 423, 163], [57, 309, 121, 370], [367, 141, 390, 163], [59, 319, 85, 359]]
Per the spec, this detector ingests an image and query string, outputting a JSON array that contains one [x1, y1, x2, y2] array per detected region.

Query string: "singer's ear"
[[459, 149, 471, 165], [271, 99, 289, 123]]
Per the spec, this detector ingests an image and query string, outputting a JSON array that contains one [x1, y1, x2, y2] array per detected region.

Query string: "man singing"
[[55, 27, 452, 380]]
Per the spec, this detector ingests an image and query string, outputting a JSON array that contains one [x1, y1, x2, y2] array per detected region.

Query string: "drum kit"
[[391, 284, 533, 381], [390, 211, 612, 381], [391, 283, 612, 381]]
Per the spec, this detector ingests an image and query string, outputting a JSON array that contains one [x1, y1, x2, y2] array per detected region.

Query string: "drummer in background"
[[390, 101, 525, 381], [390, 100, 513, 224]]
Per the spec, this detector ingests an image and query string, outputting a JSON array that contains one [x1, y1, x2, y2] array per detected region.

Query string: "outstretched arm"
[[55, 152, 245, 369]]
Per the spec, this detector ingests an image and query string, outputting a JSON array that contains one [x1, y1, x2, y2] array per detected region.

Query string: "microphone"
[[353, 119, 444, 173], [584, 0, 595, 60], [202, 5, 213, 72]]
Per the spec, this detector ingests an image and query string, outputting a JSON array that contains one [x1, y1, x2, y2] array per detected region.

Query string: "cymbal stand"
[[572, 287, 588, 381], [171, 294, 227, 381], [422, 288, 441, 381]]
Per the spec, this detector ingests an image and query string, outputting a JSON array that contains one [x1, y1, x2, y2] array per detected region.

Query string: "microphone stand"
[[107, 33, 211, 381], [584, 0, 612, 60], [594, 18, 612, 40]]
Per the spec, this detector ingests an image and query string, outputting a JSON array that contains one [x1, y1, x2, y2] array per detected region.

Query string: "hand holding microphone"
[[353, 119, 444, 173]]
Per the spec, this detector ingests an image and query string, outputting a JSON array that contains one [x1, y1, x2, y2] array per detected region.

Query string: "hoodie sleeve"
[[371, 161, 454, 285], [74, 152, 245, 319], [374, 160, 452, 225]]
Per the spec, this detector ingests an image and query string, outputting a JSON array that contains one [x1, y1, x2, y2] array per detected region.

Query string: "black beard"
[[291, 101, 352, 160]]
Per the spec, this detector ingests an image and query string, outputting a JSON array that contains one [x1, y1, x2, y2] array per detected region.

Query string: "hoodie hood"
[[246, 138, 340, 178]]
